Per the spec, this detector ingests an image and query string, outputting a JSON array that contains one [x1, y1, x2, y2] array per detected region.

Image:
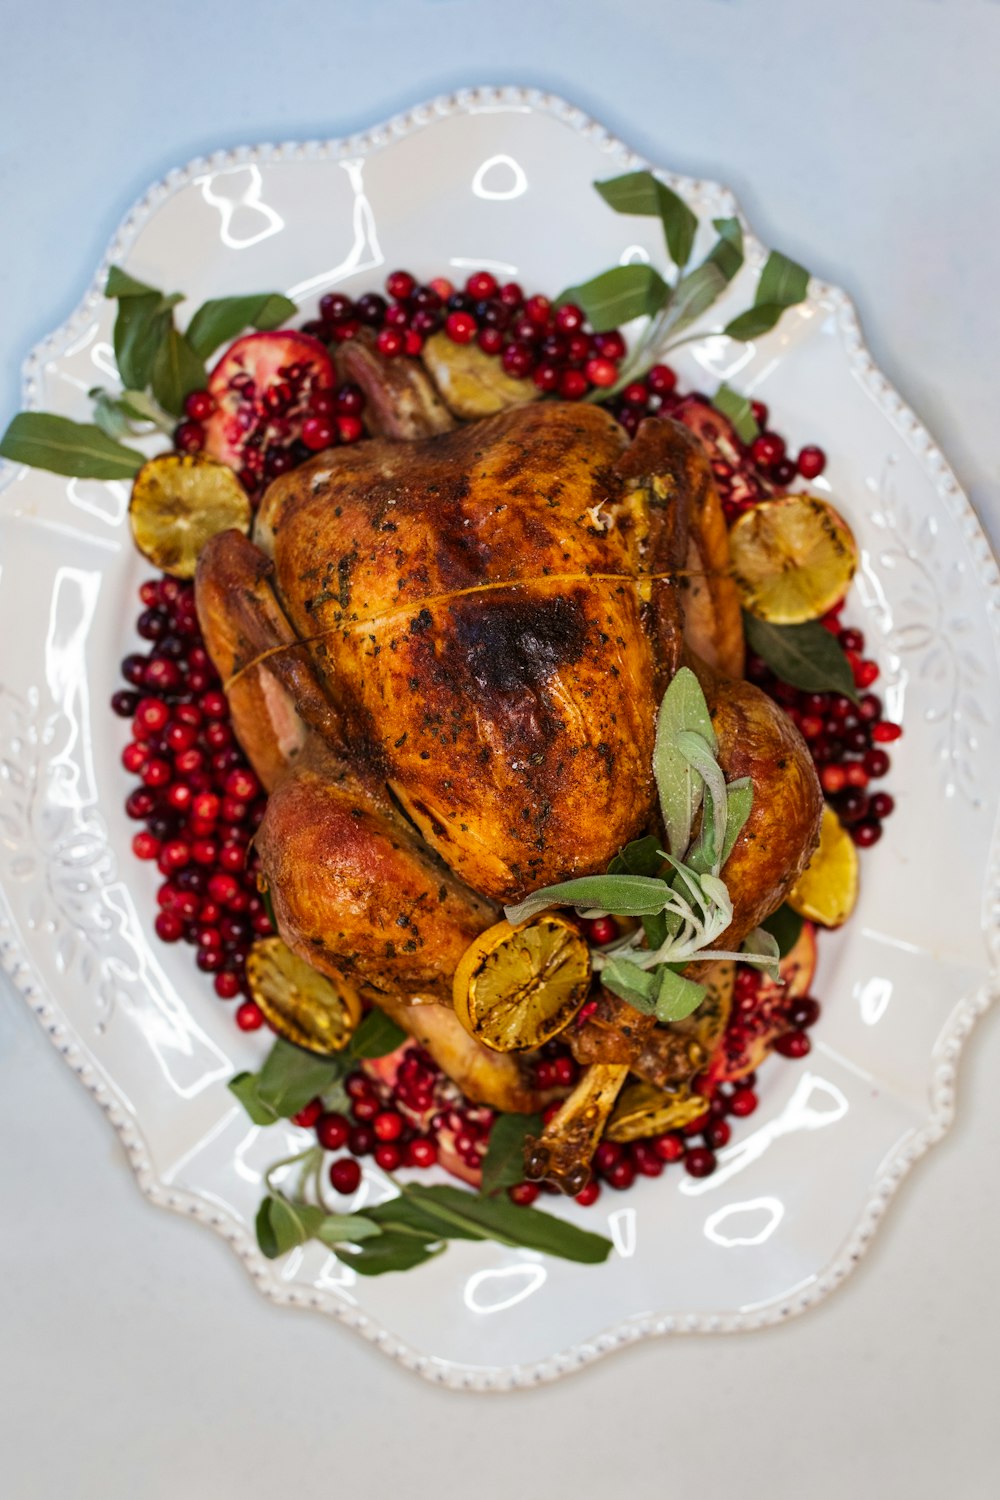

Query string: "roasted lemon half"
[[129, 452, 251, 578], [786, 804, 859, 928], [246, 937, 362, 1054], [729, 493, 858, 624], [452, 915, 592, 1052]]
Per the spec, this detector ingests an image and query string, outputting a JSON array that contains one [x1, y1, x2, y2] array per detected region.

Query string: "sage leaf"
[[256, 1195, 326, 1259], [105, 266, 161, 299], [0, 412, 143, 479], [705, 217, 745, 283], [761, 902, 803, 957], [556, 264, 670, 332], [256, 1038, 343, 1117], [113, 295, 181, 391], [655, 966, 707, 1023], [607, 834, 666, 878], [663, 260, 729, 337], [720, 777, 753, 864], [756, 250, 810, 310], [151, 324, 207, 416], [676, 731, 728, 870], [741, 925, 781, 976], [336, 1232, 443, 1276], [723, 303, 793, 341], [186, 292, 298, 360], [743, 612, 858, 700], [601, 956, 660, 1014], [653, 666, 716, 859], [347, 1009, 407, 1060], [712, 382, 760, 444], [594, 171, 698, 269], [228, 1071, 279, 1126], [401, 1184, 613, 1264], [505, 873, 670, 927], [481, 1112, 544, 1196], [314, 1213, 382, 1247]]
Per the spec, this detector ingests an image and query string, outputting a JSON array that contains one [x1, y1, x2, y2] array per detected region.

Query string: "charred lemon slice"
[[607, 1080, 709, 1143], [246, 937, 362, 1054], [421, 331, 538, 419], [786, 804, 859, 928], [129, 452, 251, 578], [452, 915, 592, 1052], [729, 493, 858, 624]]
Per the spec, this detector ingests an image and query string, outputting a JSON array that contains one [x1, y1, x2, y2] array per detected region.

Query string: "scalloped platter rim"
[[1, 87, 999, 1391]]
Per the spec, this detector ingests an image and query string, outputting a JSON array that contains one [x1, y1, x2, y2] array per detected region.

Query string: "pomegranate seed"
[[728, 1088, 758, 1117], [872, 721, 902, 743], [551, 1056, 577, 1087], [797, 444, 827, 479], [329, 1157, 362, 1195], [684, 1147, 717, 1178], [385, 270, 416, 301], [235, 1000, 264, 1031], [575, 1180, 600, 1206]]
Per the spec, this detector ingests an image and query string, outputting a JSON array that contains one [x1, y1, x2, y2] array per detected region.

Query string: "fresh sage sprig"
[[0, 271, 298, 480], [229, 1010, 408, 1127], [254, 1149, 612, 1275], [505, 668, 778, 1023], [712, 382, 761, 445], [557, 171, 809, 400]]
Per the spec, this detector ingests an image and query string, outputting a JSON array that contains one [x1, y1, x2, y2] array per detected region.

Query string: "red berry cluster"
[[113, 577, 273, 1019], [749, 615, 901, 847], [302, 268, 628, 400]]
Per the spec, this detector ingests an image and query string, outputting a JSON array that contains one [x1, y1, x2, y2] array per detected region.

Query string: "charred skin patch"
[[449, 591, 588, 697]]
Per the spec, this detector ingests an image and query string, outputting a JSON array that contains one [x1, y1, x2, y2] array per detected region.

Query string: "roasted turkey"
[[195, 347, 822, 1182]]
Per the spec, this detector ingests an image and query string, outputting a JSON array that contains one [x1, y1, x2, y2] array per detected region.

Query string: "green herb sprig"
[[504, 668, 780, 1023], [254, 1147, 612, 1275], [557, 171, 810, 400], [0, 271, 297, 481]]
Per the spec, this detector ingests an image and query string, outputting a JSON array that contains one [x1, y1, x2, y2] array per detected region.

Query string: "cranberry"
[[872, 721, 902, 743], [477, 326, 504, 356], [403, 1137, 438, 1168], [797, 444, 826, 479], [851, 819, 883, 848], [772, 459, 797, 486], [820, 764, 847, 795], [684, 1146, 717, 1178], [631, 1142, 664, 1177], [499, 281, 523, 308], [728, 1087, 758, 1118], [174, 421, 204, 454], [507, 1182, 540, 1206], [594, 1140, 623, 1173], [532, 362, 561, 392], [788, 997, 821, 1029], [864, 748, 891, 778], [111, 689, 139, 718], [523, 294, 551, 325], [445, 311, 477, 344], [653, 1132, 685, 1162], [235, 1000, 264, 1031], [750, 400, 769, 427], [348, 1125, 375, 1156], [345, 1073, 374, 1101], [384, 270, 415, 301], [502, 341, 535, 378], [594, 330, 626, 360], [622, 382, 650, 409], [585, 356, 617, 388], [558, 369, 588, 400], [605, 1158, 636, 1191], [320, 292, 354, 323], [837, 789, 870, 824], [351, 1095, 379, 1123], [356, 291, 387, 325], [751, 432, 786, 468], [374, 1142, 402, 1172], [551, 1055, 577, 1087], [704, 1119, 731, 1149], [213, 971, 241, 1000], [870, 791, 895, 819], [154, 910, 184, 943], [774, 1029, 811, 1059], [575, 1180, 600, 1206], [291, 1098, 323, 1129], [373, 1110, 404, 1142], [335, 383, 365, 418], [329, 1157, 362, 1195], [465, 270, 498, 300], [553, 302, 584, 334]]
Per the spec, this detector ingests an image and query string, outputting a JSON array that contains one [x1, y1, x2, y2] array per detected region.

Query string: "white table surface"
[[2, 2, 999, 1496]]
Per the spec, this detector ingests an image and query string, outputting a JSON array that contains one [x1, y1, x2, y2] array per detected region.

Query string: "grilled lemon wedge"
[[729, 493, 857, 624], [787, 804, 859, 928], [246, 937, 362, 1054], [452, 915, 592, 1052], [129, 452, 250, 578]]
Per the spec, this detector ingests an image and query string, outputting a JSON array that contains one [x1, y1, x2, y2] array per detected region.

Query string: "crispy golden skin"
[[256, 402, 691, 902]]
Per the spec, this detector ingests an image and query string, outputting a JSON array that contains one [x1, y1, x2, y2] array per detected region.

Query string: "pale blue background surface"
[[2, 4, 999, 1498]]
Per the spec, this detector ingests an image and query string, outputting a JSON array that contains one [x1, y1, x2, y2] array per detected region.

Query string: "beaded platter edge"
[[1, 85, 999, 1393]]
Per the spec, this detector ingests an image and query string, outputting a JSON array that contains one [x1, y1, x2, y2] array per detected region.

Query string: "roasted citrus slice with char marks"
[[129, 452, 251, 578], [786, 803, 859, 927], [452, 915, 592, 1052], [246, 937, 362, 1054], [729, 493, 858, 623], [606, 1080, 710, 1143]]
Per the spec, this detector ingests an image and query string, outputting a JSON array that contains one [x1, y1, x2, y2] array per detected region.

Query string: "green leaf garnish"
[[335, 1233, 444, 1276], [761, 902, 804, 957], [346, 1009, 408, 1059], [105, 267, 161, 299], [556, 264, 670, 333], [712, 382, 760, 444], [151, 324, 208, 416], [594, 171, 698, 269], [480, 1111, 544, 1196], [704, 217, 745, 283], [186, 292, 298, 360], [724, 250, 809, 340], [0, 413, 144, 480], [654, 966, 708, 1023], [504, 872, 672, 927], [743, 613, 858, 700], [740, 926, 781, 977], [653, 665, 716, 861], [662, 261, 729, 338]]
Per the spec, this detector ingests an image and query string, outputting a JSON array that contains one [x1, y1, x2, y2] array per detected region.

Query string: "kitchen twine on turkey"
[[221, 566, 728, 693]]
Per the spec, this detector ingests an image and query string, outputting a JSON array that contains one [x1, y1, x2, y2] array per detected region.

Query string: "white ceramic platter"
[[1, 88, 998, 1392]]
